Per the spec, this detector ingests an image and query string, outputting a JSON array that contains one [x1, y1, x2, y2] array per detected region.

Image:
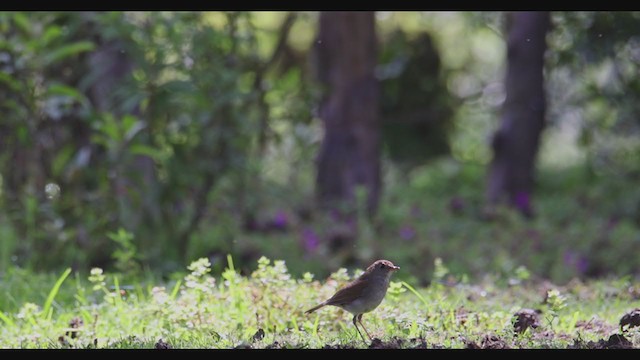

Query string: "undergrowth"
[[1, 256, 639, 349]]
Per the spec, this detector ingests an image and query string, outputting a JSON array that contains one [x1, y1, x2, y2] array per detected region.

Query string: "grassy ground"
[[1, 256, 639, 349]]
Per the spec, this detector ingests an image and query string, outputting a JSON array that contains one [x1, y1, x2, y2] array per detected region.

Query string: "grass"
[[1, 256, 639, 349]]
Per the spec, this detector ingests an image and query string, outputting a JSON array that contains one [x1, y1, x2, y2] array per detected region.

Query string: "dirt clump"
[[620, 308, 640, 331], [513, 308, 541, 334], [252, 328, 266, 342], [322, 343, 356, 349], [265, 341, 285, 349], [369, 337, 402, 349], [66, 317, 83, 339], [466, 334, 510, 349], [155, 339, 172, 349], [569, 334, 633, 349]]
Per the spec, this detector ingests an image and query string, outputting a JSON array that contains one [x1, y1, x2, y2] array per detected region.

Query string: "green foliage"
[[41, 267, 71, 320], [0, 11, 316, 272], [0, 258, 639, 348], [543, 288, 568, 331], [387, 281, 406, 301], [432, 257, 450, 285], [184, 257, 214, 296], [378, 29, 456, 167], [545, 289, 567, 315], [547, 12, 640, 177], [88, 268, 106, 292], [512, 266, 532, 285], [107, 229, 140, 276]]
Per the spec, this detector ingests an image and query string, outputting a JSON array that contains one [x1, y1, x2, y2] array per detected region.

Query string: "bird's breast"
[[341, 280, 389, 314]]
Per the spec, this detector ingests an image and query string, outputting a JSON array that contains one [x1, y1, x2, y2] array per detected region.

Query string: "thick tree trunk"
[[315, 11, 381, 215], [486, 11, 551, 218]]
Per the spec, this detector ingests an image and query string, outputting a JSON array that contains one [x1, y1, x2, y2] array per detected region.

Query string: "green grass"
[[1, 256, 639, 349]]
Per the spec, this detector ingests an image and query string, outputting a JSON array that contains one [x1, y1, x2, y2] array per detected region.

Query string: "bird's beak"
[[391, 265, 400, 271]]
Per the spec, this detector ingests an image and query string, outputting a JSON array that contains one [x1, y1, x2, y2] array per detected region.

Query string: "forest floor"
[[1, 256, 639, 349]]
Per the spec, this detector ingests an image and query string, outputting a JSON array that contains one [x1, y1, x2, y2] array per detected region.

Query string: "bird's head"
[[366, 259, 400, 277]]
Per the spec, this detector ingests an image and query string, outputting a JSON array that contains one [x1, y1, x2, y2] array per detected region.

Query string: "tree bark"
[[315, 11, 381, 215], [486, 11, 551, 218]]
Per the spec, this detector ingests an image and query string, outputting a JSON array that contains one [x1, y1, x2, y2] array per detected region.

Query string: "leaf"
[[227, 254, 235, 272], [12, 13, 31, 35], [95, 113, 121, 142], [121, 93, 145, 114], [52, 145, 75, 177], [0, 72, 23, 92], [401, 281, 429, 308], [129, 144, 161, 161], [90, 133, 110, 148], [46, 83, 85, 101], [122, 115, 148, 143], [43, 41, 95, 67], [169, 280, 182, 300], [17, 126, 28, 144], [1, 99, 20, 112], [0, 310, 15, 327], [41, 25, 63, 47], [161, 79, 195, 94], [41, 268, 72, 320]]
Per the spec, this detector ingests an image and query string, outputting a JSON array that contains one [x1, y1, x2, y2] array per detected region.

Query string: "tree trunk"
[[486, 11, 551, 218], [85, 28, 158, 237], [315, 11, 381, 216]]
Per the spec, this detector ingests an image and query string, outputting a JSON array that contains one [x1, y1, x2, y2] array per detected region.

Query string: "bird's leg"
[[352, 315, 368, 344], [357, 313, 373, 340]]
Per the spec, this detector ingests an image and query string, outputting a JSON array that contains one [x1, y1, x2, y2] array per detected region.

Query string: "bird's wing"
[[325, 280, 367, 306]]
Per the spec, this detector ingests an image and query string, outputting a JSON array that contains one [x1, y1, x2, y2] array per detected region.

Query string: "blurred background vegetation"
[[1, 11, 640, 285]]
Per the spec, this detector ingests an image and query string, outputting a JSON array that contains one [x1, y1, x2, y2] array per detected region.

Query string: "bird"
[[305, 259, 400, 343]]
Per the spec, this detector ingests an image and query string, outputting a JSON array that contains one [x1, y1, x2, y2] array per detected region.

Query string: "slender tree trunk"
[[486, 11, 551, 218], [85, 29, 159, 237], [315, 11, 381, 215]]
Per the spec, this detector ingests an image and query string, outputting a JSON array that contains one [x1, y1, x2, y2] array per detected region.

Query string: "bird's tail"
[[304, 303, 326, 314]]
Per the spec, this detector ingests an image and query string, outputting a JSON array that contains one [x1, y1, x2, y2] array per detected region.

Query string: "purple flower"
[[607, 216, 619, 230], [329, 209, 342, 222], [514, 191, 531, 212], [301, 228, 320, 253], [399, 225, 416, 241], [576, 256, 589, 275], [449, 197, 465, 214], [271, 210, 288, 230], [563, 250, 589, 275]]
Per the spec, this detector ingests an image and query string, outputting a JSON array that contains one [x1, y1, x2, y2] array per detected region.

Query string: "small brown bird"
[[305, 259, 400, 343]]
